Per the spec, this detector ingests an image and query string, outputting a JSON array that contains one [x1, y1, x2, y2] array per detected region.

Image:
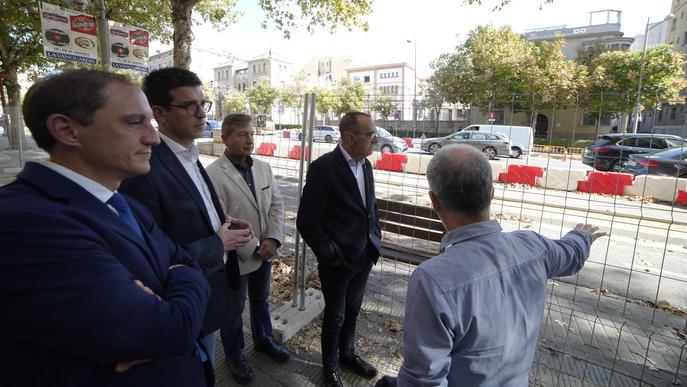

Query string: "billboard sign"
[[40, 2, 98, 65], [109, 22, 149, 73]]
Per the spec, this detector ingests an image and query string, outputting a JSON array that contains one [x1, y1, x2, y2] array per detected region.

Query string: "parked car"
[[621, 146, 687, 177], [374, 126, 408, 153], [420, 130, 511, 159], [204, 119, 221, 138], [460, 124, 533, 158], [297, 125, 341, 143], [582, 133, 687, 172]]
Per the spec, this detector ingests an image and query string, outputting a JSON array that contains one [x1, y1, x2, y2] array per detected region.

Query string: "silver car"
[[298, 125, 340, 143], [421, 131, 511, 159], [374, 127, 408, 153]]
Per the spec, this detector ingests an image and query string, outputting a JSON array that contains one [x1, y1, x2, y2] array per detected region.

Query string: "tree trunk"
[[171, 0, 200, 70], [4, 68, 25, 150]]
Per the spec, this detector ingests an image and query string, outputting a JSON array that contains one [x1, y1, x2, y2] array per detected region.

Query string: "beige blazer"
[[206, 154, 284, 275]]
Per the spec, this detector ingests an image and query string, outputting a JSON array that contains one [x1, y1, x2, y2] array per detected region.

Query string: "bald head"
[[426, 144, 493, 217]]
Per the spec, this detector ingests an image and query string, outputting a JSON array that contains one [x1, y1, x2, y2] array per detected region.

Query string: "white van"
[[461, 124, 533, 158]]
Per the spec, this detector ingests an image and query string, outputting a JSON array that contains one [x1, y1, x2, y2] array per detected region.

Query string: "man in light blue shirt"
[[390, 144, 605, 387]]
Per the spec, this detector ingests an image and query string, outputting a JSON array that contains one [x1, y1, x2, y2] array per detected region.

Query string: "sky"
[[149, 0, 673, 78]]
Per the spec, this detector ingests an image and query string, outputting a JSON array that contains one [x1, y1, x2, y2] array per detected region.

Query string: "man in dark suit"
[[119, 68, 252, 372], [297, 112, 382, 387], [0, 69, 210, 386]]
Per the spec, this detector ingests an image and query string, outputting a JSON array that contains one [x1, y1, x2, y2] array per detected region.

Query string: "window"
[[364, 75, 370, 83], [472, 133, 488, 140], [454, 132, 470, 139], [253, 65, 256, 73], [650, 138, 667, 149], [634, 138, 653, 148], [487, 134, 501, 140], [618, 138, 638, 147], [263, 63, 266, 73]]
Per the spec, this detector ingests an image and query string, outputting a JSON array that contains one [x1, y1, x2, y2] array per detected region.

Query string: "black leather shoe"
[[375, 375, 398, 387], [227, 355, 254, 385], [254, 338, 290, 363], [322, 368, 344, 387], [340, 354, 378, 379]]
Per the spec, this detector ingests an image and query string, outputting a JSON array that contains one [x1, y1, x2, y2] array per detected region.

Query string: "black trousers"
[[318, 261, 372, 371]]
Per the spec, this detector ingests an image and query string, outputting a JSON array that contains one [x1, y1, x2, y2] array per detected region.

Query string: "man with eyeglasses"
[[297, 112, 382, 387], [120, 68, 253, 384]]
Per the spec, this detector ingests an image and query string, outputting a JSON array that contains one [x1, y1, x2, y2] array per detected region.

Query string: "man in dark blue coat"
[[119, 68, 252, 378], [0, 70, 210, 386], [297, 112, 382, 387]]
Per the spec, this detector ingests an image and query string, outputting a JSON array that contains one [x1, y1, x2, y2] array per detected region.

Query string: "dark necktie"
[[107, 192, 144, 240]]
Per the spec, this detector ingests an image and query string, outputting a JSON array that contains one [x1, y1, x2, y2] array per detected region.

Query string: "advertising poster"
[[40, 2, 98, 65], [109, 22, 150, 73]]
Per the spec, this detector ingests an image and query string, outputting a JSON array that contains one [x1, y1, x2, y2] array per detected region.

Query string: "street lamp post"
[[633, 15, 673, 133], [407, 39, 417, 138]]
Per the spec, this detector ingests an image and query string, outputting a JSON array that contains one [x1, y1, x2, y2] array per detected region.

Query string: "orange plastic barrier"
[[375, 153, 408, 172], [677, 191, 687, 204], [497, 165, 545, 186], [577, 172, 633, 195], [255, 142, 276, 156], [289, 145, 309, 160], [402, 137, 413, 148]]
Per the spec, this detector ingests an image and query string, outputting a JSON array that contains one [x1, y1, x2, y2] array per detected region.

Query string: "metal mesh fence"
[[199, 91, 687, 385]]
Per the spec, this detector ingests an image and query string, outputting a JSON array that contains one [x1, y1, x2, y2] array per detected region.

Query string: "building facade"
[[347, 63, 417, 121]]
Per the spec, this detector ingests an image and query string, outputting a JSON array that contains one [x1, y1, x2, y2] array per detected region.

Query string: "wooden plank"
[[377, 198, 440, 220], [379, 210, 445, 232], [380, 221, 444, 243]]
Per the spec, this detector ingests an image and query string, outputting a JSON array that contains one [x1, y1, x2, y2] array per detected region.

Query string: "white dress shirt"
[[42, 160, 118, 213], [339, 144, 366, 207]]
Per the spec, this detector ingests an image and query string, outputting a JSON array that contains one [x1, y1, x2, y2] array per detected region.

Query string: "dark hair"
[[22, 69, 132, 152], [142, 67, 202, 107], [222, 113, 253, 136], [338, 112, 372, 133], [426, 144, 493, 216]]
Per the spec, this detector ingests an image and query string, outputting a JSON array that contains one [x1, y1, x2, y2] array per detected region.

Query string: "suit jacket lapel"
[[197, 160, 226, 223], [363, 160, 376, 211], [220, 155, 259, 212], [18, 163, 160, 274], [155, 142, 213, 227], [333, 147, 365, 209]]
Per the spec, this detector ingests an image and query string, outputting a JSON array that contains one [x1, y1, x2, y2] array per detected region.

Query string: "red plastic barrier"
[[255, 142, 276, 156], [576, 172, 633, 195], [497, 164, 545, 186], [402, 137, 413, 148], [676, 191, 687, 204], [289, 145, 309, 160], [375, 153, 408, 172]]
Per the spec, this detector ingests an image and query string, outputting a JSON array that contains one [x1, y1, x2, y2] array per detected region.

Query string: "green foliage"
[[587, 45, 686, 114], [247, 80, 279, 114], [371, 93, 396, 124], [223, 89, 248, 113], [258, 0, 372, 39], [430, 26, 587, 111], [311, 86, 336, 119], [334, 78, 364, 116]]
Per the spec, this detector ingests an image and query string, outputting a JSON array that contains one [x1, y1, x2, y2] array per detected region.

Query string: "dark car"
[[582, 133, 687, 172], [204, 120, 221, 138], [621, 146, 687, 177]]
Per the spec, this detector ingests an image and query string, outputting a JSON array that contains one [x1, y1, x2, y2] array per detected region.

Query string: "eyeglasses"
[[167, 101, 212, 116]]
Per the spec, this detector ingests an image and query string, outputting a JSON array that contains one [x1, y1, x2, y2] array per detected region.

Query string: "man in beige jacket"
[[206, 113, 288, 385]]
